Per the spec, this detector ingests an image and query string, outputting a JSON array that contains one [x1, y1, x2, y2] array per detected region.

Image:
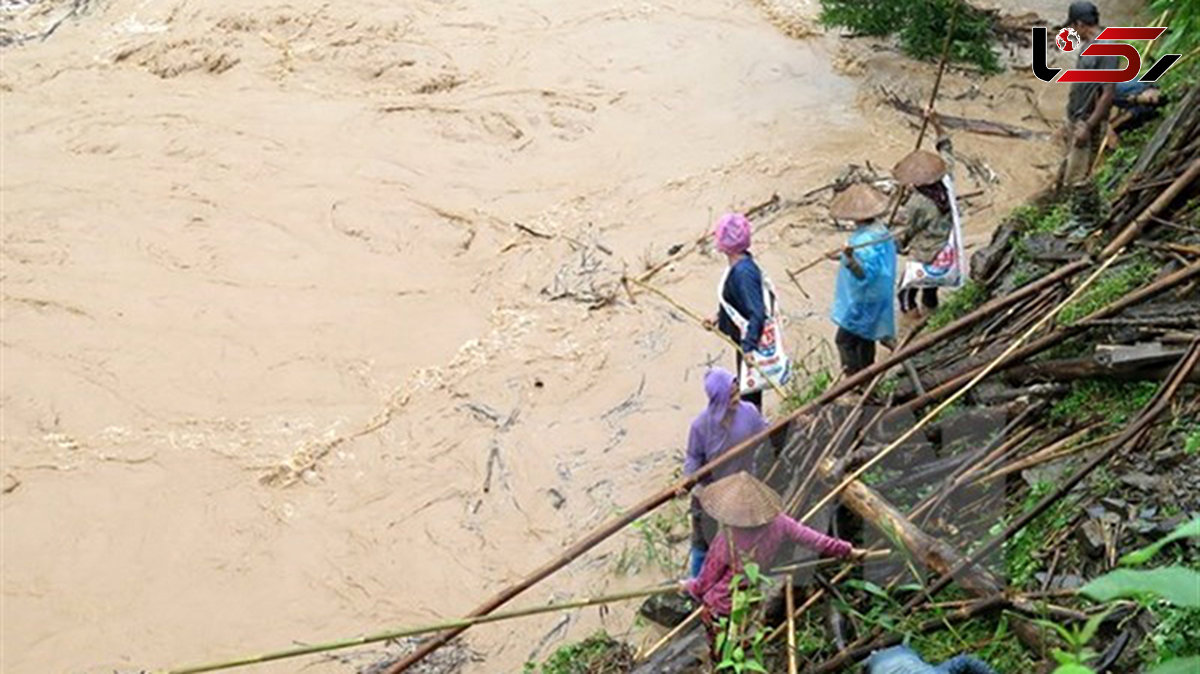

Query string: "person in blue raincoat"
[[827, 183, 897, 376], [866, 645, 997, 674]]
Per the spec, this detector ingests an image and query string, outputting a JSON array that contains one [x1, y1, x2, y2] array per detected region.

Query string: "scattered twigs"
[[975, 428, 1120, 485], [810, 597, 1012, 672], [888, 259, 1200, 421], [881, 88, 1049, 140], [164, 584, 675, 674]]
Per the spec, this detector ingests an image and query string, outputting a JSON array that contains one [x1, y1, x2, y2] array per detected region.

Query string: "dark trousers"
[[734, 350, 764, 410], [899, 287, 939, 313], [835, 327, 876, 376]]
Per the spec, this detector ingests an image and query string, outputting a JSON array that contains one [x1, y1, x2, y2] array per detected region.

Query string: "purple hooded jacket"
[[684, 369, 768, 481]]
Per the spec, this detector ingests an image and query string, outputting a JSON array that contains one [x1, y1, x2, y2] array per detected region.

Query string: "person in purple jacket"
[[683, 368, 769, 577], [682, 473, 864, 640]]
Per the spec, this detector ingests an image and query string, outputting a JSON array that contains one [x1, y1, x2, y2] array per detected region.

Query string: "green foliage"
[[1081, 568, 1200, 607], [909, 611, 1035, 671], [714, 563, 770, 673], [1148, 0, 1200, 64], [818, 0, 1002, 73], [1040, 606, 1115, 673], [525, 631, 633, 674], [1121, 517, 1200, 566], [1050, 379, 1159, 427], [782, 367, 834, 413], [926, 280, 986, 330], [614, 501, 688, 576], [1012, 202, 1073, 237], [1051, 519, 1200, 674], [1184, 427, 1200, 456], [1149, 657, 1200, 674], [998, 482, 1075, 588], [1145, 607, 1200, 666], [1059, 259, 1156, 325]]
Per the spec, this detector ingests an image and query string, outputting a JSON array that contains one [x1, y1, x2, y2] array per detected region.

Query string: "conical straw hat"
[[829, 183, 890, 221], [697, 472, 783, 528], [893, 150, 947, 186]]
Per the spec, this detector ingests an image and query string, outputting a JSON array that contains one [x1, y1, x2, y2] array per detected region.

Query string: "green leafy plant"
[[1059, 258, 1156, 325], [614, 501, 688, 576], [782, 367, 834, 413], [525, 631, 633, 674], [714, 562, 770, 673], [1037, 607, 1115, 673], [1045, 518, 1200, 674], [926, 280, 986, 330], [819, 0, 1002, 73]]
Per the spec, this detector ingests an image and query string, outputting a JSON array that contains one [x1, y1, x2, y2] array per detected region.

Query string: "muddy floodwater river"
[[0, 0, 1140, 672]]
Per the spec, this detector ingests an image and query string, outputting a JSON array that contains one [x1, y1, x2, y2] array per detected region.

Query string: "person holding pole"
[[705, 212, 770, 411], [1059, 1, 1116, 204], [827, 184, 897, 376], [681, 473, 863, 647]]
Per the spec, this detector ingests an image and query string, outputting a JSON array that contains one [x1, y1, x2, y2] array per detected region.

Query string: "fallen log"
[[1102, 158, 1200, 258], [881, 87, 1050, 140], [1000, 350, 1199, 384], [835, 475, 1048, 652]]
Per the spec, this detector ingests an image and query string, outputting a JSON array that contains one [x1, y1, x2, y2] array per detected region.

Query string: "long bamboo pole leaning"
[[883, 259, 1200, 423], [627, 277, 789, 400], [785, 581, 798, 674], [798, 251, 1125, 525], [383, 258, 1090, 673], [161, 585, 676, 674], [811, 338, 1200, 674]]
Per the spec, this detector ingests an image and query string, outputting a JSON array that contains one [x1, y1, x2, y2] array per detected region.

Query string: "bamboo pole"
[[639, 608, 701, 662], [162, 585, 675, 674], [383, 259, 1091, 673], [1102, 158, 1200, 257], [799, 252, 1125, 525], [884, 259, 1200, 422], [627, 277, 788, 400], [812, 339, 1200, 674], [785, 582, 798, 674]]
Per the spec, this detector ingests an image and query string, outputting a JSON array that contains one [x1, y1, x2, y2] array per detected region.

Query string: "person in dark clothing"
[[707, 212, 769, 410], [1061, 1, 1117, 188], [1112, 81, 1165, 133]]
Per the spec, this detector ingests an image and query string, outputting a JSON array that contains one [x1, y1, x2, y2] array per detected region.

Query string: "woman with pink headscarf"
[[707, 213, 769, 410]]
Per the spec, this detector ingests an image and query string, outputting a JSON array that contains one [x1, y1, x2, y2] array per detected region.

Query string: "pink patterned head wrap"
[[714, 213, 752, 255]]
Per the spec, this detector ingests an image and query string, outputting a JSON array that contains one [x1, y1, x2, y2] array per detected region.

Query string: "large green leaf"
[[1081, 567, 1200, 607], [1120, 517, 1200, 567], [1147, 657, 1200, 674], [1051, 664, 1095, 674]]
